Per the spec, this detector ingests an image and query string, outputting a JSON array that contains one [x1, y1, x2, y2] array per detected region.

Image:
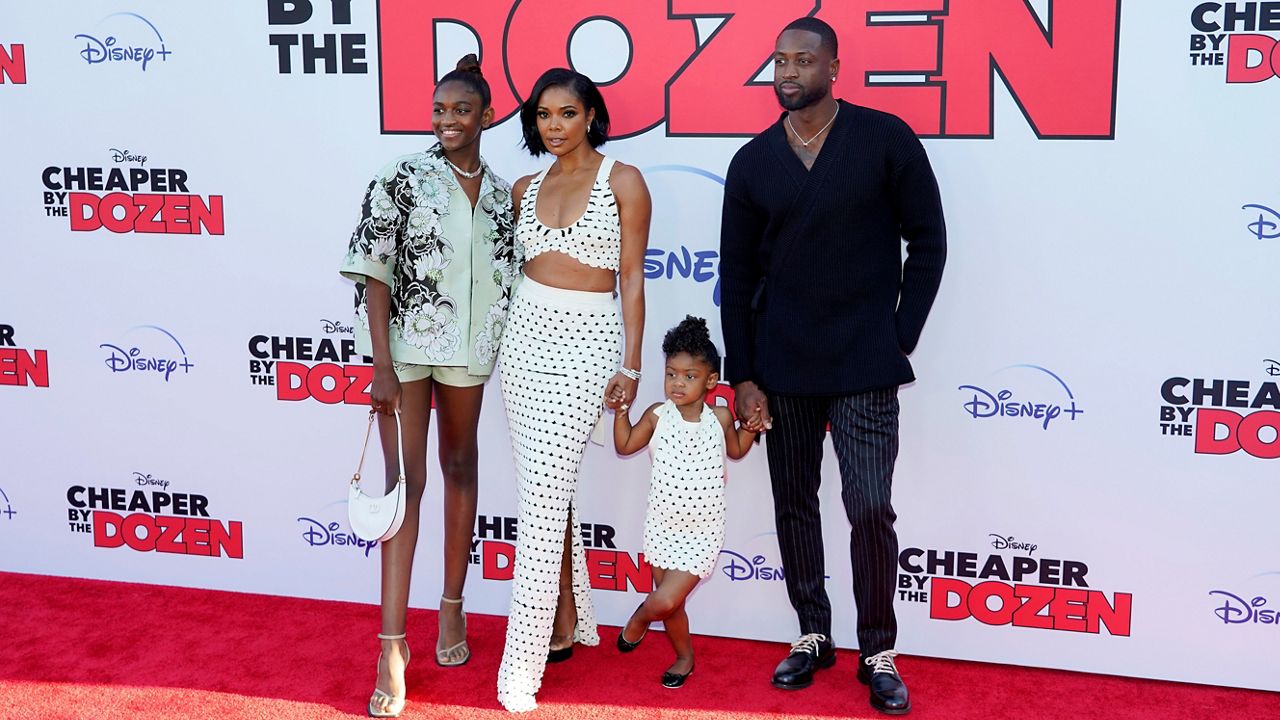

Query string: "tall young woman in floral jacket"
[[339, 55, 518, 719]]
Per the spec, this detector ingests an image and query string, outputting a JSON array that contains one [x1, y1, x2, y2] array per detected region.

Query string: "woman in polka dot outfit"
[[612, 316, 761, 689], [495, 67, 651, 712]]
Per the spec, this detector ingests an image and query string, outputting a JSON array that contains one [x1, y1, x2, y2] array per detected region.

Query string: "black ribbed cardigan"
[[719, 100, 947, 396]]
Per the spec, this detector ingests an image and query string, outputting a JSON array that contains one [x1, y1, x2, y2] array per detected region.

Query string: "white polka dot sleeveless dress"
[[643, 401, 727, 578], [496, 157, 622, 713]]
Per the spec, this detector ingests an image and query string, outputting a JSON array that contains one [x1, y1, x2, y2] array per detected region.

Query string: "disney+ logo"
[[0, 487, 15, 521], [75, 12, 172, 71], [100, 326, 195, 382], [958, 365, 1084, 430], [1242, 204, 1279, 241], [642, 165, 724, 306], [644, 246, 720, 307], [297, 516, 378, 557], [1209, 590, 1277, 625], [718, 550, 785, 582]]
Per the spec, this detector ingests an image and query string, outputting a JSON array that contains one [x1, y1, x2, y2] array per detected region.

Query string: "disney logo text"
[[297, 517, 379, 557], [1209, 591, 1278, 625], [989, 533, 1037, 555], [321, 319, 353, 335], [75, 34, 171, 71], [958, 386, 1083, 430], [133, 472, 170, 490], [74, 13, 171, 72], [1243, 204, 1279, 241], [109, 148, 148, 166], [100, 344, 194, 381], [718, 550, 785, 582]]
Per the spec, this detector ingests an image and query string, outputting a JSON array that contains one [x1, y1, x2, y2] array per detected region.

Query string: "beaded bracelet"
[[619, 367, 642, 381]]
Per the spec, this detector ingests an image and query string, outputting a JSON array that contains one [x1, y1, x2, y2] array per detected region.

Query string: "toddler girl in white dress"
[[611, 316, 760, 687]]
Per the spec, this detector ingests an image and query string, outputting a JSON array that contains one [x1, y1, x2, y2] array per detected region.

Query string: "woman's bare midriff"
[[523, 252, 617, 293]]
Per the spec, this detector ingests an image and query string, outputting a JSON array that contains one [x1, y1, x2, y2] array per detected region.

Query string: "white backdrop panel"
[[2, 0, 1277, 693]]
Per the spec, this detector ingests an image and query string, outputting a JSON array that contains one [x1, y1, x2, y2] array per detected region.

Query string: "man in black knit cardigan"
[[719, 17, 946, 716]]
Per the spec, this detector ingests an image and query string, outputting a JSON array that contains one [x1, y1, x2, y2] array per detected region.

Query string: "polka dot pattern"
[[643, 400, 727, 578], [516, 158, 621, 271], [495, 277, 622, 712]]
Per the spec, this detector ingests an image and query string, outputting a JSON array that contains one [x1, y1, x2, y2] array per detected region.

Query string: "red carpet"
[[6, 572, 1276, 720]]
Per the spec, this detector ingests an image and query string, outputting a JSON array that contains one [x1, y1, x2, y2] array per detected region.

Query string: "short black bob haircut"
[[520, 68, 610, 156], [779, 16, 839, 58], [661, 316, 721, 373], [437, 54, 491, 109]]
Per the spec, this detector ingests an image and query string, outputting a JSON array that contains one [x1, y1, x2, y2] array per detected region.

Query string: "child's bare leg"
[[662, 599, 694, 675], [622, 566, 662, 642], [624, 567, 700, 672]]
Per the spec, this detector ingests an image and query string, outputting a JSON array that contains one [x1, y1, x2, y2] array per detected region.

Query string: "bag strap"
[[352, 409, 405, 486]]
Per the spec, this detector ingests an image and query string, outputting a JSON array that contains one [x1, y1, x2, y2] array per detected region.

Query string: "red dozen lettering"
[[481, 540, 654, 593], [379, 0, 1122, 138], [931, 578, 1133, 636], [0, 348, 48, 387], [1195, 408, 1280, 459], [93, 511, 244, 559], [69, 192, 224, 235], [277, 361, 372, 404]]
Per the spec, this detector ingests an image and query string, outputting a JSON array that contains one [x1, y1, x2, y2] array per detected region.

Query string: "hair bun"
[[661, 315, 721, 370], [456, 54, 482, 76], [680, 315, 709, 337]]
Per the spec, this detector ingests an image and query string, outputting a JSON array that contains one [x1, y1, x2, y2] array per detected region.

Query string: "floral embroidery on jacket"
[[341, 145, 517, 372]]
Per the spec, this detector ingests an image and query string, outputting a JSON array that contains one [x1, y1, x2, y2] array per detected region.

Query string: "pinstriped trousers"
[[766, 387, 900, 657]]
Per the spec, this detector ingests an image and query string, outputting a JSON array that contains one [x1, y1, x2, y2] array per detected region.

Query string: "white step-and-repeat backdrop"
[[3, 0, 1278, 693]]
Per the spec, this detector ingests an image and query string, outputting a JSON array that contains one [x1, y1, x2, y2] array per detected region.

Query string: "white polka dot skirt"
[[496, 276, 621, 712], [643, 400, 727, 578]]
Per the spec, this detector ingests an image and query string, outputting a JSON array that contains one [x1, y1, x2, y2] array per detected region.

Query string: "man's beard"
[[774, 82, 829, 111]]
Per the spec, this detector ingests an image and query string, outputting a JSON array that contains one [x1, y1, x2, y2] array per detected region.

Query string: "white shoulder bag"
[[348, 409, 407, 543]]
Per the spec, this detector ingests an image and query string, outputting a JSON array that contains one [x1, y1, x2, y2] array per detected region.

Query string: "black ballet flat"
[[661, 665, 694, 689], [616, 604, 648, 653], [616, 627, 647, 653]]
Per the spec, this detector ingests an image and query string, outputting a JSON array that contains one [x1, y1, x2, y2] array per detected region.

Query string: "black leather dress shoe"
[[857, 650, 910, 715], [771, 634, 836, 690], [661, 665, 693, 688]]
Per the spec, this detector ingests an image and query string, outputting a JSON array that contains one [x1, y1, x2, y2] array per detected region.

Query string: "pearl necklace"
[[786, 104, 839, 148], [445, 157, 483, 179]]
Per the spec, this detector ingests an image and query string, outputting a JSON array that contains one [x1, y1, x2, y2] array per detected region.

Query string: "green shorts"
[[392, 362, 488, 388]]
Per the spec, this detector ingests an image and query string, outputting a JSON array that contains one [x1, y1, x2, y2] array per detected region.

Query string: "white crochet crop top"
[[516, 157, 621, 271]]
